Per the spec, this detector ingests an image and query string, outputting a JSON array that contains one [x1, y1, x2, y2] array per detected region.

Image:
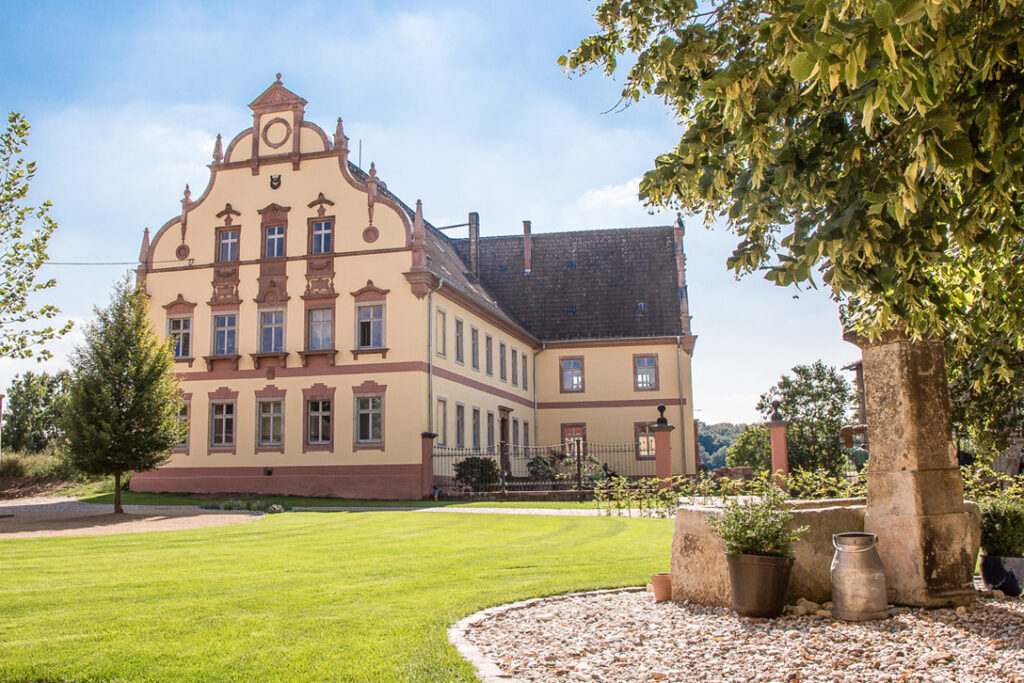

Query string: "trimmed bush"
[[454, 456, 500, 491], [980, 497, 1024, 557]]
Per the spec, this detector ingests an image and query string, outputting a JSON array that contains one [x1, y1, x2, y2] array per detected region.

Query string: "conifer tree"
[[62, 280, 183, 513]]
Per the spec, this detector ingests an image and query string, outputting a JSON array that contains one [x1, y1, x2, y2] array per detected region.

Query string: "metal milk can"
[[831, 532, 889, 621]]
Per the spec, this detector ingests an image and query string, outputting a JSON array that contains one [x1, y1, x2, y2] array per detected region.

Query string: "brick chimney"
[[468, 212, 479, 276], [523, 220, 532, 274]]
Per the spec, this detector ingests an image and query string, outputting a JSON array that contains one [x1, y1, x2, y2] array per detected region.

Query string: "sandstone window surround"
[[208, 386, 239, 455], [634, 354, 660, 391], [350, 280, 389, 359], [251, 308, 288, 370], [436, 308, 447, 358], [454, 318, 465, 364], [511, 418, 520, 456], [255, 385, 287, 453], [521, 353, 528, 391], [302, 383, 336, 453], [263, 224, 285, 259], [455, 403, 465, 449], [216, 227, 239, 263], [204, 309, 241, 371], [436, 397, 448, 446], [470, 327, 480, 370], [299, 302, 337, 367], [486, 410, 495, 452], [499, 342, 507, 382], [472, 407, 481, 450], [174, 394, 191, 453], [634, 422, 656, 460], [352, 380, 386, 451], [310, 219, 333, 254], [485, 335, 493, 376], [559, 356, 585, 393], [163, 294, 197, 366], [511, 346, 518, 386], [523, 421, 530, 449]]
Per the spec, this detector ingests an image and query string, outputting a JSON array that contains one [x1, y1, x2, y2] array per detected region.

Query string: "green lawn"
[[80, 490, 598, 509], [0, 511, 672, 682]]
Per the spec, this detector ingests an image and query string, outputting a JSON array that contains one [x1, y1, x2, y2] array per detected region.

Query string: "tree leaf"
[[790, 52, 817, 81]]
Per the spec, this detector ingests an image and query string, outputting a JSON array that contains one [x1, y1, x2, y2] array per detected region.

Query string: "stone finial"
[[771, 400, 783, 421], [334, 117, 349, 151], [212, 134, 223, 163], [366, 162, 379, 226], [411, 199, 426, 270], [275, 72, 282, 83], [656, 404, 668, 426], [183, 184, 191, 204]]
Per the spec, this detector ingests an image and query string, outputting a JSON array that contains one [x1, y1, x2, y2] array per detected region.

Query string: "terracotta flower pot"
[[651, 572, 672, 602], [980, 554, 1024, 597], [725, 553, 794, 618]]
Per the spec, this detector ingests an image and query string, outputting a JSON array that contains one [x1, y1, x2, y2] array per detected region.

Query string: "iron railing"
[[432, 441, 656, 495]]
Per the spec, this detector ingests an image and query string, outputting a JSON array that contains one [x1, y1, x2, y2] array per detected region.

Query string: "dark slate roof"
[[450, 227, 684, 341]]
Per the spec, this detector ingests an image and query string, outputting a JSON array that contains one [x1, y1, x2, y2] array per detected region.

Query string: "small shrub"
[[454, 456, 500, 491], [266, 504, 286, 514], [979, 497, 1024, 557], [707, 487, 806, 556], [199, 502, 221, 510], [0, 454, 27, 478]]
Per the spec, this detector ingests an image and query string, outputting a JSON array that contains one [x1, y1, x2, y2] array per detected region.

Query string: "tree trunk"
[[114, 471, 123, 514]]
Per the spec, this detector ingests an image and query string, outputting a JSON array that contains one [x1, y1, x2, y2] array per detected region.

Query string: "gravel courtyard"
[[460, 589, 1024, 683]]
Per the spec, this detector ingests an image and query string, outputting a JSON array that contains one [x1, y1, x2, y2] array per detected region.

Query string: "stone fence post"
[[766, 400, 789, 489], [651, 405, 676, 487]]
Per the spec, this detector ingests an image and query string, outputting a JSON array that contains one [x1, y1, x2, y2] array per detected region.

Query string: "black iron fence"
[[432, 441, 656, 495]]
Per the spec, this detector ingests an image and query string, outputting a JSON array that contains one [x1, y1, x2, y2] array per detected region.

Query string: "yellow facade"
[[133, 77, 697, 499]]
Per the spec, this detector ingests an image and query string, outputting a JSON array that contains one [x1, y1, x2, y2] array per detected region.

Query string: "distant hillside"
[[697, 421, 746, 469]]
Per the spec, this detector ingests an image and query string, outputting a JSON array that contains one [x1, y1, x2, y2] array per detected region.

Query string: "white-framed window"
[[436, 398, 448, 445], [265, 225, 285, 258], [511, 346, 518, 386], [455, 319, 464, 364], [260, 310, 285, 353], [355, 395, 383, 443], [485, 335, 493, 375], [522, 353, 529, 391], [470, 327, 480, 370], [455, 404, 465, 449], [436, 309, 447, 357], [357, 304, 384, 348], [168, 317, 191, 358], [560, 357, 584, 393], [210, 402, 235, 447], [213, 314, 237, 355], [307, 399, 331, 445], [257, 400, 283, 447], [472, 408, 481, 450], [499, 342, 507, 381], [309, 308, 332, 350], [312, 221, 332, 254], [217, 229, 238, 262]]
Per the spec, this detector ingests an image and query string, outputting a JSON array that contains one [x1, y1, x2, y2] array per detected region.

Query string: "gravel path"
[[458, 589, 1024, 683]]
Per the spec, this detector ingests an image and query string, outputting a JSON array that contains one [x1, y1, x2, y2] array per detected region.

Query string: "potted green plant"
[[708, 486, 806, 618], [979, 496, 1024, 597]]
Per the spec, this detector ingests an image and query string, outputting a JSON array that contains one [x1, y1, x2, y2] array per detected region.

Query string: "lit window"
[[168, 318, 191, 358], [560, 357, 584, 392], [307, 400, 332, 445], [436, 398, 448, 445], [471, 328, 479, 370], [210, 402, 235, 447], [309, 308, 332, 350], [562, 424, 585, 457], [213, 314, 236, 355], [357, 304, 384, 348], [455, 319, 464, 363], [260, 311, 285, 353], [636, 423, 656, 459], [265, 225, 285, 258], [312, 221, 332, 254], [258, 400, 283, 447], [218, 230, 238, 262], [356, 396, 383, 443], [635, 355, 658, 390], [455, 404, 465, 449], [499, 343, 507, 381], [485, 335, 493, 375]]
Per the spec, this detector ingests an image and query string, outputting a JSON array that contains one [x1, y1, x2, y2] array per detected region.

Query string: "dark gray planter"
[[725, 553, 794, 618], [980, 554, 1024, 597]]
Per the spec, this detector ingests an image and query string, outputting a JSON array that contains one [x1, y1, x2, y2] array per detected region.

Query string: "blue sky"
[[0, 0, 855, 423]]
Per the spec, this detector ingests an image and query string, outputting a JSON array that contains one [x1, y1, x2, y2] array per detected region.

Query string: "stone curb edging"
[[448, 586, 648, 683]]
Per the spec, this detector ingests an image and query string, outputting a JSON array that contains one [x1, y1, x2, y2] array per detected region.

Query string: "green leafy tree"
[[1, 112, 72, 359], [726, 423, 771, 471], [62, 280, 183, 513], [2, 370, 69, 453], [561, 1, 1024, 389]]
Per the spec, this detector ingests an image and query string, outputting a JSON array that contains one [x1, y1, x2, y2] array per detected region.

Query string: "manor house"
[[131, 77, 697, 499]]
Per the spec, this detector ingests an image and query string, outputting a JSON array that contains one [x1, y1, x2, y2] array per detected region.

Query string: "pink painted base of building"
[[130, 464, 428, 500]]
